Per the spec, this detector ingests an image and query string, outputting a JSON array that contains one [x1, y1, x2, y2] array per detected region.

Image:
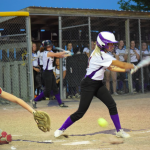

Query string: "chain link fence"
[[128, 19, 140, 94], [61, 16, 89, 98], [140, 19, 150, 93], [0, 15, 33, 103], [1, 14, 149, 102], [60, 16, 150, 99]]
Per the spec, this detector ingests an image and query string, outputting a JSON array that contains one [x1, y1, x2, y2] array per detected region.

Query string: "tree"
[[118, 0, 150, 11]]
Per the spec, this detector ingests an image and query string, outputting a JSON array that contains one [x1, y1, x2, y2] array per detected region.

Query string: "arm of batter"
[[110, 60, 134, 70]]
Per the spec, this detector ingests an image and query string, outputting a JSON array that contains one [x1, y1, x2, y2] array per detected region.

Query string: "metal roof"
[[27, 6, 149, 13], [21, 6, 150, 19]]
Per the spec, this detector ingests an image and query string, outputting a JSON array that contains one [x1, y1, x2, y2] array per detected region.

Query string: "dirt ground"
[[0, 93, 150, 150]]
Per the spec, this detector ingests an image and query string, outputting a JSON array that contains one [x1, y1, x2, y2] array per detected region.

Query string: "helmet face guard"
[[97, 31, 118, 49]]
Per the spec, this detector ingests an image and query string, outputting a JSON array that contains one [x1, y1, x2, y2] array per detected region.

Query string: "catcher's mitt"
[[33, 111, 50, 132]]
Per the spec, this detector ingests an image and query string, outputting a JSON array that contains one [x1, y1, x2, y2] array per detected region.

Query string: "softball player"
[[31, 40, 68, 108], [37, 46, 44, 71], [105, 48, 119, 95], [83, 41, 96, 57], [125, 40, 140, 93], [141, 42, 150, 87], [53, 58, 66, 88], [37, 45, 45, 93], [54, 31, 135, 138], [115, 40, 127, 93], [0, 87, 37, 144], [32, 43, 42, 96]]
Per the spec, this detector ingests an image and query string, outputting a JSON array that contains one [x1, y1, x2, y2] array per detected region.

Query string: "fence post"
[[26, 16, 34, 100], [88, 17, 91, 54], [125, 19, 133, 93], [138, 19, 144, 93], [59, 16, 64, 99]]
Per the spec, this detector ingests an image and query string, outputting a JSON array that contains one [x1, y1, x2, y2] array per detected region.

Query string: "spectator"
[[37, 45, 45, 90], [37, 45, 44, 71], [32, 43, 42, 97], [53, 58, 66, 89], [124, 40, 140, 93], [83, 41, 96, 57], [90, 41, 97, 54], [105, 46, 119, 95], [63, 41, 74, 67], [115, 40, 127, 94], [63, 42, 75, 99], [141, 42, 150, 90]]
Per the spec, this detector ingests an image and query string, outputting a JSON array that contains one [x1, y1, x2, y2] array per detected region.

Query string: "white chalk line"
[[62, 141, 92, 145], [132, 130, 150, 134]]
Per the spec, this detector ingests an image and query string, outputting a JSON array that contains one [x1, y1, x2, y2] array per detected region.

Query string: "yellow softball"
[[98, 118, 108, 127]]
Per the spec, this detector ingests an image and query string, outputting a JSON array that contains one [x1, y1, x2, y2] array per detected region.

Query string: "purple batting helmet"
[[97, 31, 118, 49]]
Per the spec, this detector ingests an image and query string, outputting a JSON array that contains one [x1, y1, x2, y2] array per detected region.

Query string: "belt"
[[43, 69, 53, 72]]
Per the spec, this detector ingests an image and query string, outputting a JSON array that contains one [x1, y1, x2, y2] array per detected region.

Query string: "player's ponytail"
[[91, 45, 103, 59]]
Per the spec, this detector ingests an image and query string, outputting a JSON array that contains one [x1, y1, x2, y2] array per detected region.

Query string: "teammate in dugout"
[[54, 31, 136, 138], [31, 40, 68, 108]]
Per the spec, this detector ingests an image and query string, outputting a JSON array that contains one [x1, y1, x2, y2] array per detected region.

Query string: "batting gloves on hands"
[[130, 65, 139, 74]]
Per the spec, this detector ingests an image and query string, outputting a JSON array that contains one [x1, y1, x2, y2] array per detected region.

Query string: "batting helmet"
[[97, 31, 118, 49], [42, 40, 53, 47]]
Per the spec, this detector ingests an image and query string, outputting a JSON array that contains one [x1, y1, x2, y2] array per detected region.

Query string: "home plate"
[[62, 141, 92, 145]]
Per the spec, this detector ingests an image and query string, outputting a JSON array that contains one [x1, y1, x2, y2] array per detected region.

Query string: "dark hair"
[[119, 40, 124, 42], [54, 57, 60, 67], [66, 41, 72, 46], [55, 57, 59, 60], [32, 42, 36, 46], [40, 46, 45, 52], [32, 43, 37, 53]]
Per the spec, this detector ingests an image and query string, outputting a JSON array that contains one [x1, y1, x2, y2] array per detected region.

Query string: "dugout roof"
[[24, 6, 150, 31], [21, 7, 150, 44], [2, 6, 150, 45]]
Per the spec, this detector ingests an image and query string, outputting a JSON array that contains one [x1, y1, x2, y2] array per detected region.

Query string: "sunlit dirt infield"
[[0, 93, 150, 150]]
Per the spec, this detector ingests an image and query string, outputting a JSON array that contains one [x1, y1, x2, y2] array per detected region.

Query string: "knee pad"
[[0, 87, 3, 95]]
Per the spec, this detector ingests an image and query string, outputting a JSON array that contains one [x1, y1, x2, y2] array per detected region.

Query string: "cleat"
[[72, 95, 75, 99], [67, 95, 72, 99], [45, 97, 49, 100], [54, 129, 64, 138], [31, 99, 37, 109], [0, 130, 7, 138], [116, 129, 130, 138], [75, 93, 80, 98], [5, 134, 12, 142], [113, 92, 119, 96], [0, 133, 12, 144], [59, 103, 68, 108]]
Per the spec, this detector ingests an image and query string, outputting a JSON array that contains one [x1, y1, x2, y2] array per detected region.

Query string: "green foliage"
[[118, 0, 150, 11]]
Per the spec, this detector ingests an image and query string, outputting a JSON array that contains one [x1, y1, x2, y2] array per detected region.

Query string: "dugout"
[[1, 7, 150, 101], [24, 6, 150, 96], [21, 6, 150, 49]]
